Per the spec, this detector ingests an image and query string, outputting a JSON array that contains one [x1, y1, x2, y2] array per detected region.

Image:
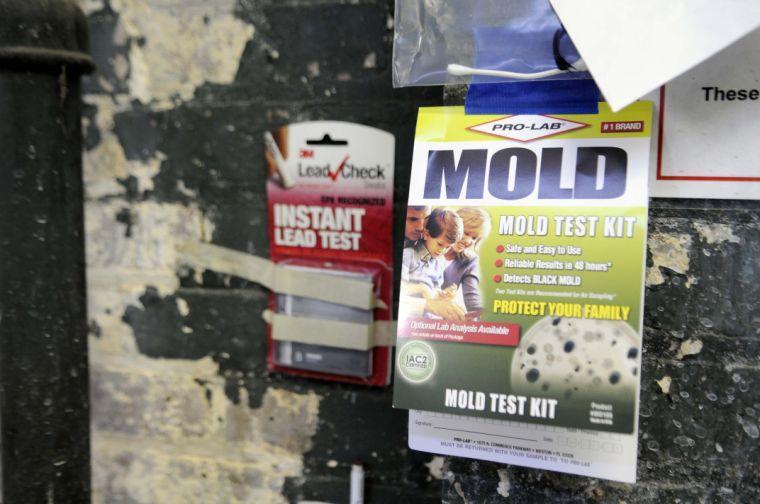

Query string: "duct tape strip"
[[263, 310, 396, 350], [465, 80, 601, 115], [180, 242, 386, 311]]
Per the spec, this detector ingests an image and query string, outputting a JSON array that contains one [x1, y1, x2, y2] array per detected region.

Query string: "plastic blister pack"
[[264, 121, 395, 386], [393, 0, 590, 88], [272, 262, 377, 378]]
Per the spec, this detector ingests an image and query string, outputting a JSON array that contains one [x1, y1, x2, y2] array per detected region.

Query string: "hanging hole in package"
[[265, 122, 395, 385]]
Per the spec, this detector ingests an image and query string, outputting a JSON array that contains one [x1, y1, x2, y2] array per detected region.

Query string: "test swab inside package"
[[265, 122, 395, 385]]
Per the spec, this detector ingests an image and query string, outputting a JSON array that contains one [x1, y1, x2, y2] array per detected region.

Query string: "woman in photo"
[[441, 207, 492, 316]]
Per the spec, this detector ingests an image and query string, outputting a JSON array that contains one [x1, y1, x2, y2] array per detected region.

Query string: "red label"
[[268, 188, 393, 262], [399, 318, 520, 347], [601, 121, 644, 133]]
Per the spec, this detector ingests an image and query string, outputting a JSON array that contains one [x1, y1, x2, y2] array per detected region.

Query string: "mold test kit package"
[[264, 122, 395, 386], [394, 104, 653, 482]]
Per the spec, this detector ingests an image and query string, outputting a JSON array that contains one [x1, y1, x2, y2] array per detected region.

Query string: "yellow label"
[[415, 102, 653, 142]]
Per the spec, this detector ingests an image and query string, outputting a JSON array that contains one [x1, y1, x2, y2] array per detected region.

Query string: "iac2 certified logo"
[[397, 340, 437, 383], [468, 114, 588, 142]]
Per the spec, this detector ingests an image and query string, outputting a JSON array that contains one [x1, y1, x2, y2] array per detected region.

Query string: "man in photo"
[[403, 205, 430, 247]]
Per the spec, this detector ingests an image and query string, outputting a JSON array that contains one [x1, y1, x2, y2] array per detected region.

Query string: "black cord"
[[552, 27, 574, 71]]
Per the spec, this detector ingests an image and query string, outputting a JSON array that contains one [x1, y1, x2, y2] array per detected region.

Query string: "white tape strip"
[[262, 310, 396, 350], [180, 242, 386, 310]]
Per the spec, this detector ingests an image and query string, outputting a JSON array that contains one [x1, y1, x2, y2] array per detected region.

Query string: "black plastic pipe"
[[0, 1, 93, 501]]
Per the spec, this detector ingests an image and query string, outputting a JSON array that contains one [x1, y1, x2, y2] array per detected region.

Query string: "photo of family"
[[399, 206, 492, 322]]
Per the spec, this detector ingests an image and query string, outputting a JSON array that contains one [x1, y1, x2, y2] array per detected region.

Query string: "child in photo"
[[401, 208, 463, 301]]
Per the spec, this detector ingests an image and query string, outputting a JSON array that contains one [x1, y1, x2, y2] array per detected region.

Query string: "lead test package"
[[264, 121, 395, 386]]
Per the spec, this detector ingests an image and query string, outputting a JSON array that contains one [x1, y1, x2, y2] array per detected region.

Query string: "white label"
[[468, 115, 589, 142], [409, 409, 637, 483], [648, 29, 760, 200]]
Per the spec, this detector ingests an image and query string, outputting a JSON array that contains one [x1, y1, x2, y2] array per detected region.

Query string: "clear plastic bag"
[[393, 0, 590, 87]]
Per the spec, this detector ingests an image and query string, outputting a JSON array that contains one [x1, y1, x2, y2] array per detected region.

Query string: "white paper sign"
[[551, 0, 760, 112], [647, 28, 760, 199]]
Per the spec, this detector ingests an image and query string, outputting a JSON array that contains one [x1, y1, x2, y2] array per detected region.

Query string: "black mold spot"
[[552, 318, 561, 326], [610, 372, 621, 385], [628, 347, 638, 359], [527, 345, 536, 355], [564, 341, 575, 353], [526, 368, 540, 383]]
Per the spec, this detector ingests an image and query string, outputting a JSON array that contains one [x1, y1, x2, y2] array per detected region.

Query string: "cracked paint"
[[83, 96, 166, 199], [92, 377, 320, 503], [84, 194, 321, 502], [84, 201, 214, 356], [646, 233, 692, 286], [676, 339, 703, 360], [175, 297, 190, 317], [79, 0, 105, 16], [86, 200, 214, 274], [426, 456, 445, 481], [363, 52, 377, 69], [693, 222, 741, 245], [82, 132, 324, 501], [109, 0, 254, 107], [656, 375, 672, 394], [496, 469, 510, 497]]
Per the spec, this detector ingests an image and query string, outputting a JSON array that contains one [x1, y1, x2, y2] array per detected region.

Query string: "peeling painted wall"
[[112, 0, 254, 107], [78, 1, 759, 503], [80, 0, 440, 502]]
